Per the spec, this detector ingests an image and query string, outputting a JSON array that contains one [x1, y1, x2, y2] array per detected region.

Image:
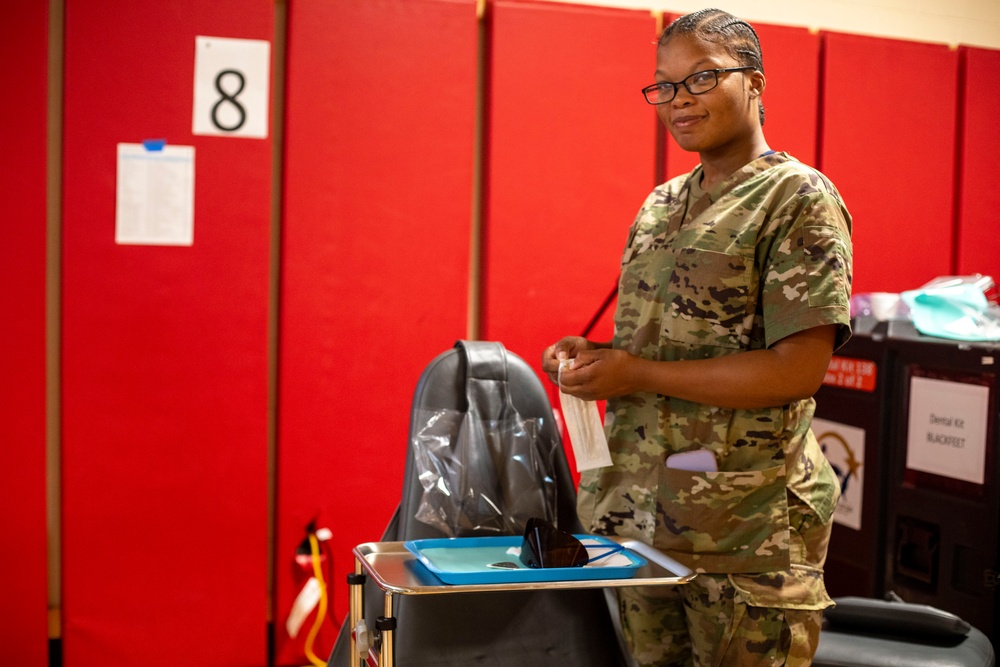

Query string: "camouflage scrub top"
[[578, 152, 853, 595]]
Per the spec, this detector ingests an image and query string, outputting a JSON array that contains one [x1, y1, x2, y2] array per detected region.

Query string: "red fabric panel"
[[0, 3, 49, 665], [485, 0, 657, 369], [821, 33, 957, 293], [276, 1, 477, 661], [61, 2, 272, 665], [756, 24, 820, 166], [485, 1, 655, 492], [955, 47, 1000, 278], [663, 20, 821, 179]]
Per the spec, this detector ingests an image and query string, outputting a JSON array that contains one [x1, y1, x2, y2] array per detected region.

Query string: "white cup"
[[869, 292, 900, 320]]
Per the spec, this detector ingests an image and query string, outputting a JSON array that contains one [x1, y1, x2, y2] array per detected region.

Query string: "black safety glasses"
[[518, 517, 624, 569]]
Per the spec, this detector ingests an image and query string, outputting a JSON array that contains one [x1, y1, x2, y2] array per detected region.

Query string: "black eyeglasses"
[[518, 517, 624, 568], [641, 67, 756, 105]]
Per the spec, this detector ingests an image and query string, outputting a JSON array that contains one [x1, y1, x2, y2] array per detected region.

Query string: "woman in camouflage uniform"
[[542, 9, 853, 667]]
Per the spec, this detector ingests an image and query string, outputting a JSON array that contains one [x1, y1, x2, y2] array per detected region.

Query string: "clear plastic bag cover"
[[411, 408, 558, 537]]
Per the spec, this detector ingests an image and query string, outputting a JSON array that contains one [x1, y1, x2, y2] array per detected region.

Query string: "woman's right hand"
[[541, 336, 595, 385]]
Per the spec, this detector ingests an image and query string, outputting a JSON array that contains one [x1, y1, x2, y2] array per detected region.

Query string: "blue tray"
[[403, 535, 647, 585]]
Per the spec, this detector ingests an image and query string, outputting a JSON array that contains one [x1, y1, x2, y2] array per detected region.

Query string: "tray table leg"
[[377, 592, 396, 667], [348, 559, 367, 667]]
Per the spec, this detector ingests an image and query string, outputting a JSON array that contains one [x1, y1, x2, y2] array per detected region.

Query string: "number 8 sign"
[[193, 36, 270, 139]]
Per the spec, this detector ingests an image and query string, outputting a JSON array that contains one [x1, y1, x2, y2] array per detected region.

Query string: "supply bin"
[[882, 320, 999, 640], [814, 316, 894, 598]]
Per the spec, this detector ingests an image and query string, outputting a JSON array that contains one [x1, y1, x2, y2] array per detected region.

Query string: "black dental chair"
[[327, 341, 629, 666]]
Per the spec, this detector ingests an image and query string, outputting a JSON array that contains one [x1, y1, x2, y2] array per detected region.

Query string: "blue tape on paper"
[[142, 139, 167, 151]]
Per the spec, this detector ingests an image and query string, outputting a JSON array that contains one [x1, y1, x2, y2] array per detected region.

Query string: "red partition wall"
[[755, 24, 821, 167], [955, 46, 1000, 279], [61, 2, 273, 665], [485, 0, 657, 370], [276, 0, 477, 661], [0, 3, 49, 665], [664, 20, 821, 180], [821, 33, 957, 294]]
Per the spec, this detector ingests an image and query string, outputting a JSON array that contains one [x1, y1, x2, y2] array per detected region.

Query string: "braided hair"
[[659, 9, 766, 125]]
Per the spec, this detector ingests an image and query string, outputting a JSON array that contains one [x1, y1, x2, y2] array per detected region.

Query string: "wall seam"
[[815, 31, 827, 172], [468, 0, 491, 340], [267, 1, 289, 663], [46, 0, 66, 646], [950, 46, 966, 274]]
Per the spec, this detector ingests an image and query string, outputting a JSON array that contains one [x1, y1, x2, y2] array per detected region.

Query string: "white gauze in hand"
[[558, 358, 613, 472]]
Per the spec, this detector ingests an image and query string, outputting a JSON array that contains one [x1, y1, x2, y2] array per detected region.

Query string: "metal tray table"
[[347, 537, 695, 667]]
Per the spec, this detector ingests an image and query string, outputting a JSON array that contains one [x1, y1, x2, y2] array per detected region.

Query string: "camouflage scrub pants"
[[618, 495, 832, 667]]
